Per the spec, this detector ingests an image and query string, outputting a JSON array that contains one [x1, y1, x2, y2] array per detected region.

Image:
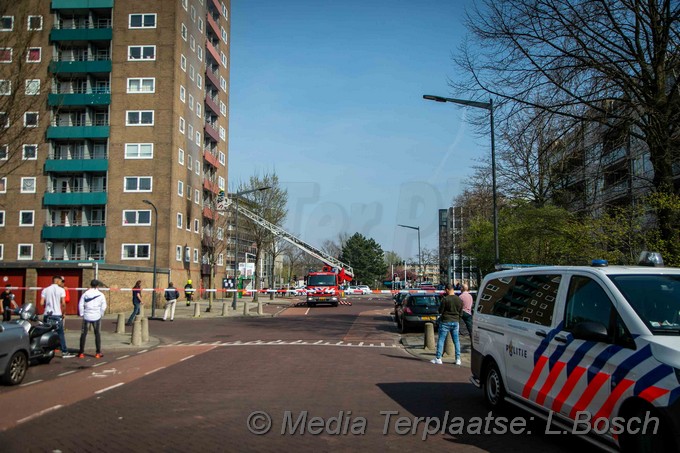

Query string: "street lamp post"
[[423, 94, 500, 265], [142, 199, 158, 319], [230, 186, 271, 311], [397, 224, 421, 284]]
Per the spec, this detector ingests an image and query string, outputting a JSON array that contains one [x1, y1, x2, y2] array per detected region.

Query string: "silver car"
[[0, 321, 30, 385]]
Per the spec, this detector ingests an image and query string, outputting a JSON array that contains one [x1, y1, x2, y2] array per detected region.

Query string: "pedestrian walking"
[[126, 280, 143, 326], [184, 280, 195, 306], [77, 279, 107, 359], [430, 283, 463, 366], [459, 283, 474, 337], [40, 276, 75, 358], [1, 285, 18, 322], [163, 282, 180, 321]]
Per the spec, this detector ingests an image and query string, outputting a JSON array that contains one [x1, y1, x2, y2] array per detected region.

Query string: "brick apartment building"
[[0, 0, 230, 313]]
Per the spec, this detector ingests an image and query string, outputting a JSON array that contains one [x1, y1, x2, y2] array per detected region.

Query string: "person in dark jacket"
[[431, 284, 463, 365]]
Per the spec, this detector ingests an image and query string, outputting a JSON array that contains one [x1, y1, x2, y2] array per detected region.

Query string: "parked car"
[[0, 321, 30, 385], [357, 285, 371, 295], [394, 294, 441, 333], [345, 286, 363, 295]]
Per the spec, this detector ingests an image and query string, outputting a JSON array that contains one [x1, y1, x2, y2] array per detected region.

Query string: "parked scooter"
[[14, 303, 60, 364]]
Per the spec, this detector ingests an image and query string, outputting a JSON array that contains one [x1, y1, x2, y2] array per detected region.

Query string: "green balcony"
[[47, 126, 109, 139], [42, 225, 106, 240], [48, 93, 110, 106], [45, 159, 108, 173], [52, 0, 114, 9], [50, 28, 112, 42], [49, 60, 112, 75], [43, 192, 107, 206]]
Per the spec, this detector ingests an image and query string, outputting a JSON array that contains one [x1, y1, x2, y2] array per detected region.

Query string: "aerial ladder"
[[221, 197, 354, 280]]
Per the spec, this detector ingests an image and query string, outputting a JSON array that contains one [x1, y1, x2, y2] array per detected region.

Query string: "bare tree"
[[201, 198, 229, 312], [454, 0, 680, 252]]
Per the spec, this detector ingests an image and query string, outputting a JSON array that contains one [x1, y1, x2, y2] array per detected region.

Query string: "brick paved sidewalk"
[[400, 329, 473, 367]]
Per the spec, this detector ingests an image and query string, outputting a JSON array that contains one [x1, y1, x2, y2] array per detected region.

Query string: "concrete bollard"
[[444, 332, 454, 357], [141, 317, 149, 343], [139, 305, 146, 319], [257, 300, 263, 315], [131, 318, 142, 346], [193, 302, 201, 317], [116, 313, 125, 334], [424, 322, 435, 351], [221, 302, 228, 316]]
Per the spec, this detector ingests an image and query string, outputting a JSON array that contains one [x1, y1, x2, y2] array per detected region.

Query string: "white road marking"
[[137, 349, 148, 354], [20, 379, 43, 387], [92, 361, 108, 368], [117, 355, 130, 360], [94, 383, 125, 394], [17, 405, 63, 424], [180, 354, 195, 362], [304, 308, 310, 315], [144, 366, 166, 375], [58, 370, 77, 377]]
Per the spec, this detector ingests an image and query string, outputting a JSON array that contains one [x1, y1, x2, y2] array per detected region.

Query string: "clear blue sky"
[[229, 0, 488, 260]]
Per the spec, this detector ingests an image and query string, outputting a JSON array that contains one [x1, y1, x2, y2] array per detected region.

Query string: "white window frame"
[[219, 126, 226, 141], [220, 101, 227, 116], [26, 47, 41, 63], [22, 144, 37, 160], [127, 77, 155, 93], [20, 177, 35, 193], [126, 110, 154, 126], [19, 210, 34, 226], [0, 48, 12, 63], [218, 254, 224, 266], [0, 112, 8, 127], [197, 46, 203, 61], [222, 2, 228, 19], [25, 79, 40, 95], [128, 45, 156, 61], [193, 219, 199, 233], [179, 85, 185, 102], [188, 94, 194, 110], [121, 243, 151, 260], [196, 74, 202, 89], [189, 65, 195, 82], [179, 117, 185, 134], [193, 248, 199, 263], [182, 0, 188, 11], [0, 16, 14, 32], [218, 176, 225, 190], [177, 213, 183, 229], [188, 124, 194, 139], [0, 177, 6, 193], [17, 244, 32, 261], [180, 54, 186, 71], [196, 103, 201, 118], [187, 155, 192, 170], [0, 244, 3, 260], [178, 148, 185, 165], [195, 159, 200, 175], [122, 210, 152, 226], [0, 80, 11, 95], [125, 143, 153, 159], [129, 13, 157, 29], [24, 112, 38, 127], [176, 245, 182, 261], [0, 211, 5, 227], [219, 151, 225, 165], [195, 131, 201, 146], [190, 5, 196, 22], [198, 18, 204, 33], [194, 189, 200, 204], [181, 23, 187, 40], [123, 176, 153, 192], [185, 246, 191, 262], [220, 76, 227, 92], [221, 52, 227, 68], [178, 180, 184, 196], [27, 15, 42, 31], [189, 35, 195, 51]]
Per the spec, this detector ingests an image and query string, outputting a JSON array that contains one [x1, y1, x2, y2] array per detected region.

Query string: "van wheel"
[[2, 351, 28, 386], [483, 361, 505, 408], [619, 406, 674, 453]]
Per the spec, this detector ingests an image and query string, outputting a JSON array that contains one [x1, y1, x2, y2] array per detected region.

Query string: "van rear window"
[[477, 274, 560, 326]]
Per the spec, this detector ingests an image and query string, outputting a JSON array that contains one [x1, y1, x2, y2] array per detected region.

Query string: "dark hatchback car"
[[394, 294, 441, 333]]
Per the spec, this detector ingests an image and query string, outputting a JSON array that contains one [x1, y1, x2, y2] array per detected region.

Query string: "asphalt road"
[[0, 294, 587, 452]]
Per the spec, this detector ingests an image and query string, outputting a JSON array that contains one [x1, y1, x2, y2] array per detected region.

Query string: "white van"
[[470, 259, 680, 452]]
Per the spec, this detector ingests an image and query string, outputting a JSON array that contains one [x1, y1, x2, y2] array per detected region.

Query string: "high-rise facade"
[[0, 0, 230, 312]]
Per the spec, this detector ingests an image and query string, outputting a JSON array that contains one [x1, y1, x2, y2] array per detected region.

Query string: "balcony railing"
[[45, 220, 106, 227], [54, 19, 112, 29], [48, 150, 108, 160], [48, 187, 106, 194], [51, 118, 109, 127], [52, 86, 110, 94]]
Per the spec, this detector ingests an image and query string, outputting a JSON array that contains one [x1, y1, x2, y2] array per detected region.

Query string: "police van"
[[470, 254, 680, 452]]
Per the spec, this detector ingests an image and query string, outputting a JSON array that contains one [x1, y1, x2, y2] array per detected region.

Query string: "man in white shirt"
[[77, 279, 107, 359], [40, 275, 74, 358]]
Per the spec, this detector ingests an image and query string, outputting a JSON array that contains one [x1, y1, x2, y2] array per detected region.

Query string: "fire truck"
[[305, 265, 352, 307]]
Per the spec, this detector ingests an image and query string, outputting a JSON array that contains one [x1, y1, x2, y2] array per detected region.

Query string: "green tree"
[[339, 233, 387, 287]]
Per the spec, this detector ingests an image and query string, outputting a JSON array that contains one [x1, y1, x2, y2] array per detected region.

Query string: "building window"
[[189, 65, 195, 81], [187, 154, 192, 170], [179, 117, 185, 133], [190, 5, 196, 22], [128, 45, 156, 61], [18, 244, 32, 260], [124, 176, 152, 192], [0, 211, 4, 226], [218, 176, 225, 190], [25, 79, 40, 95], [221, 51, 228, 67], [196, 103, 202, 118], [0, 177, 5, 193], [178, 180, 184, 196], [222, 2, 228, 19], [127, 78, 155, 93], [217, 228, 223, 240], [188, 124, 194, 139], [196, 74, 202, 89], [24, 112, 38, 127], [197, 46, 202, 61], [188, 94, 194, 110], [178, 148, 185, 165], [125, 143, 153, 159], [123, 210, 151, 225], [220, 101, 227, 116], [27, 15, 42, 30], [0, 145, 6, 160], [198, 18, 204, 33], [195, 131, 201, 146], [194, 218, 199, 233], [0, 244, 3, 260], [0, 112, 7, 127], [22, 144, 37, 160], [177, 213, 183, 228], [26, 47, 41, 63], [193, 248, 199, 263], [219, 126, 226, 141], [195, 160, 200, 175], [126, 110, 154, 126], [179, 85, 185, 102], [194, 189, 200, 204], [181, 23, 187, 40], [0, 80, 11, 95], [220, 76, 227, 92], [219, 152, 225, 165], [20, 177, 35, 193], [186, 185, 192, 200], [180, 54, 186, 71], [221, 28, 228, 44], [19, 210, 34, 226], [0, 48, 11, 63], [189, 35, 195, 51], [176, 245, 182, 261], [185, 246, 190, 262], [0, 17, 13, 32], [122, 244, 150, 260], [182, 0, 188, 11], [129, 14, 156, 29]]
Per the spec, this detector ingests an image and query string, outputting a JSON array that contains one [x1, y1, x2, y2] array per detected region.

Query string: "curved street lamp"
[[423, 94, 500, 265], [397, 224, 421, 284], [142, 199, 158, 319]]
